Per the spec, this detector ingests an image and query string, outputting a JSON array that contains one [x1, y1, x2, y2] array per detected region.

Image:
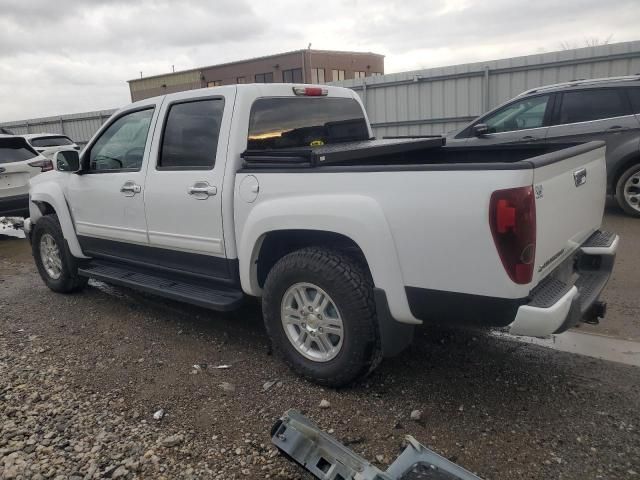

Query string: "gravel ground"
[[1, 208, 640, 479]]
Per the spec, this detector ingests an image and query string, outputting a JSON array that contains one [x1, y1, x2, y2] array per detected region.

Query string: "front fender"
[[29, 180, 88, 259], [237, 194, 420, 324]]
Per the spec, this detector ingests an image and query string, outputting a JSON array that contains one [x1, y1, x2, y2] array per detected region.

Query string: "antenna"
[[172, 65, 175, 73]]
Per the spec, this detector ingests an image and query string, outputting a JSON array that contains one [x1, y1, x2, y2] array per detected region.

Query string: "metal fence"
[[331, 40, 640, 137], [2, 40, 640, 142], [0, 109, 117, 146]]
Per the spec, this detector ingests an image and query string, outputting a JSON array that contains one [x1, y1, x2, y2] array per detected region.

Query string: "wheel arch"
[[611, 152, 640, 192], [29, 182, 87, 259], [237, 194, 420, 324]]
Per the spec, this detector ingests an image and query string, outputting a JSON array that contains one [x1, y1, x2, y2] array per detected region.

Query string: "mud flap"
[[271, 409, 482, 480]]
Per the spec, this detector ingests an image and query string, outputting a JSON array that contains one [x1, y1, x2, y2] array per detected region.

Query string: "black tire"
[[615, 163, 640, 218], [32, 214, 88, 293], [262, 247, 381, 387]]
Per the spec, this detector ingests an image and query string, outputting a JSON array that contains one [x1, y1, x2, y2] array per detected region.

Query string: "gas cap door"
[[239, 175, 260, 203]]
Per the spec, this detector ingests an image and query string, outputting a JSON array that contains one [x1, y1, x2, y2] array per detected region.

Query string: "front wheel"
[[32, 214, 88, 293], [262, 247, 381, 387], [615, 163, 640, 217]]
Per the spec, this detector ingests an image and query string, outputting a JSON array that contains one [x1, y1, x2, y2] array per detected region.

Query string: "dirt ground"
[[1, 207, 639, 479]]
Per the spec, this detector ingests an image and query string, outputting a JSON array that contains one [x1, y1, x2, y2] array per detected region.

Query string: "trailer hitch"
[[271, 409, 482, 480]]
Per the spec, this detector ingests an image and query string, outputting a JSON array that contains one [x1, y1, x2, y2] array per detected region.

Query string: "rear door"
[[545, 88, 640, 173], [142, 88, 234, 279], [460, 94, 553, 146]]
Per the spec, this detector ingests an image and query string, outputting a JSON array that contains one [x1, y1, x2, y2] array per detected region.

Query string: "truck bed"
[[241, 137, 596, 170]]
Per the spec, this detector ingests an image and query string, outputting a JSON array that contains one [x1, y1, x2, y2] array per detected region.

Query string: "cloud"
[[0, 0, 638, 122]]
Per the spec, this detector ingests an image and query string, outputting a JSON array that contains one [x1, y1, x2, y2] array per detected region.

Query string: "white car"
[[20, 133, 80, 159], [0, 135, 53, 217], [26, 84, 618, 386]]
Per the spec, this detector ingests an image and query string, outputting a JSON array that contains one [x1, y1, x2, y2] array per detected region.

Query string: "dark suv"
[[448, 75, 640, 216]]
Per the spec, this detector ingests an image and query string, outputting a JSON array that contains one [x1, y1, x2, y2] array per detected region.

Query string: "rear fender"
[[238, 194, 420, 324]]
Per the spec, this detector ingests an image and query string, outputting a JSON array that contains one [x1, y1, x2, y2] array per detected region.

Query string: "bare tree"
[[560, 35, 614, 50]]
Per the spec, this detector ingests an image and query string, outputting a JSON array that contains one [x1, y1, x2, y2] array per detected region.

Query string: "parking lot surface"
[[1, 207, 639, 479]]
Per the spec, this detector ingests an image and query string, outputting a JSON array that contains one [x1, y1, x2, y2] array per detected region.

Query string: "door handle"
[[188, 181, 217, 199], [120, 181, 142, 197], [521, 135, 538, 141], [608, 125, 627, 132]]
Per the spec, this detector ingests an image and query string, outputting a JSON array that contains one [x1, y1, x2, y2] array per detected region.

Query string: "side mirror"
[[54, 150, 81, 172], [472, 123, 490, 137]]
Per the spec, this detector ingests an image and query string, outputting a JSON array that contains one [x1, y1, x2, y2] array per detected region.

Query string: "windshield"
[[247, 97, 369, 150], [0, 137, 38, 164], [30, 136, 74, 147]]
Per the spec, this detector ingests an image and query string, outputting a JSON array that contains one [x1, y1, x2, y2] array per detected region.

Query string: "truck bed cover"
[[241, 137, 446, 168]]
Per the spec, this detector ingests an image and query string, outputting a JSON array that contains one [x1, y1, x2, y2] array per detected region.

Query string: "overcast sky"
[[1, 0, 638, 122]]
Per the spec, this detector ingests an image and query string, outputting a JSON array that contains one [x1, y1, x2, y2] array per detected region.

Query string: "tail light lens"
[[28, 159, 54, 172], [489, 186, 536, 284]]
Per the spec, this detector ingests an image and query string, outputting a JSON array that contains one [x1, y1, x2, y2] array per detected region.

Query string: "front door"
[[142, 90, 234, 280], [67, 102, 160, 252]]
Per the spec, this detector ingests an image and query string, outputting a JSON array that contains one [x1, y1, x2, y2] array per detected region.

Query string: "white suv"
[[20, 134, 80, 159], [0, 135, 53, 217]]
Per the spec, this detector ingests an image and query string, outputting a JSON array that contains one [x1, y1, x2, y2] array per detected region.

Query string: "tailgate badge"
[[534, 184, 543, 199], [573, 168, 587, 187]]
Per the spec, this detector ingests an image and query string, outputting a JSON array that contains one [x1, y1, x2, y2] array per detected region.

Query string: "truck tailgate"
[[531, 142, 607, 285]]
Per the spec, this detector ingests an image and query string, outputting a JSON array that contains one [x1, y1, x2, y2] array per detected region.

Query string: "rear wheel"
[[262, 247, 381, 387], [615, 163, 640, 217], [32, 214, 88, 293]]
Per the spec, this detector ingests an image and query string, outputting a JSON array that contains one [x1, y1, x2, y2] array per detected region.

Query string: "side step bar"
[[78, 261, 243, 311]]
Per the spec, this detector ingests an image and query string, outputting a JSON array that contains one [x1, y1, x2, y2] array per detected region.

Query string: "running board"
[[78, 261, 243, 311]]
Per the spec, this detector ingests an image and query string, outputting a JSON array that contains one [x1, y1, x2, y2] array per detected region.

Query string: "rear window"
[[0, 138, 38, 164], [30, 136, 74, 148], [628, 88, 640, 114], [558, 88, 630, 124], [247, 97, 369, 150]]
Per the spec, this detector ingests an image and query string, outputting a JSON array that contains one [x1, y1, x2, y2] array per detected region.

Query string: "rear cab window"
[[0, 137, 38, 164], [30, 136, 74, 148], [247, 97, 369, 150]]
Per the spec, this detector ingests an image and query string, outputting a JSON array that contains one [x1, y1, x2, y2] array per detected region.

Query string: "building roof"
[[127, 49, 385, 83]]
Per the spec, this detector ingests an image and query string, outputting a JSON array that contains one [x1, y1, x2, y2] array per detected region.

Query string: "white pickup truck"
[[26, 84, 619, 386]]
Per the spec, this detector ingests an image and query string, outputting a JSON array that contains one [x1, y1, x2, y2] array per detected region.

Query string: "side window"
[[627, 88, 640, 114], [88, 109, 154, 171], [558, 89, 630, 124], [158, 98, 224, 170], [483, 95, 550, 134]]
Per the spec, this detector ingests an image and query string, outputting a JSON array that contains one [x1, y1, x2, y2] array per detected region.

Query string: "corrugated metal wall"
[[2, 40, 640, 143], [331, 40, 640, 137], [0, 109, 117, 146]]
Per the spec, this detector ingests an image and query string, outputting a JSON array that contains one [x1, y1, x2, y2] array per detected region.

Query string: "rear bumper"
[[508, 230, 618, 337], [0, 194, 29, 217]]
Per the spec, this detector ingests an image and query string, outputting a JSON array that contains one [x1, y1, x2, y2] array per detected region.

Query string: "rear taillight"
[[489, 186, 536, 284], [292, 86, 328, 96], [28, 159, 54, 172]]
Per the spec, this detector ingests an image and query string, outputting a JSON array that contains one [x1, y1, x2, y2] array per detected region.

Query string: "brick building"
[[128, 49, 384, 102]]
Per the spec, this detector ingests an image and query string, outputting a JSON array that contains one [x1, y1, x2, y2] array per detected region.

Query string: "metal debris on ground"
[[271, 409, 482, 480]]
